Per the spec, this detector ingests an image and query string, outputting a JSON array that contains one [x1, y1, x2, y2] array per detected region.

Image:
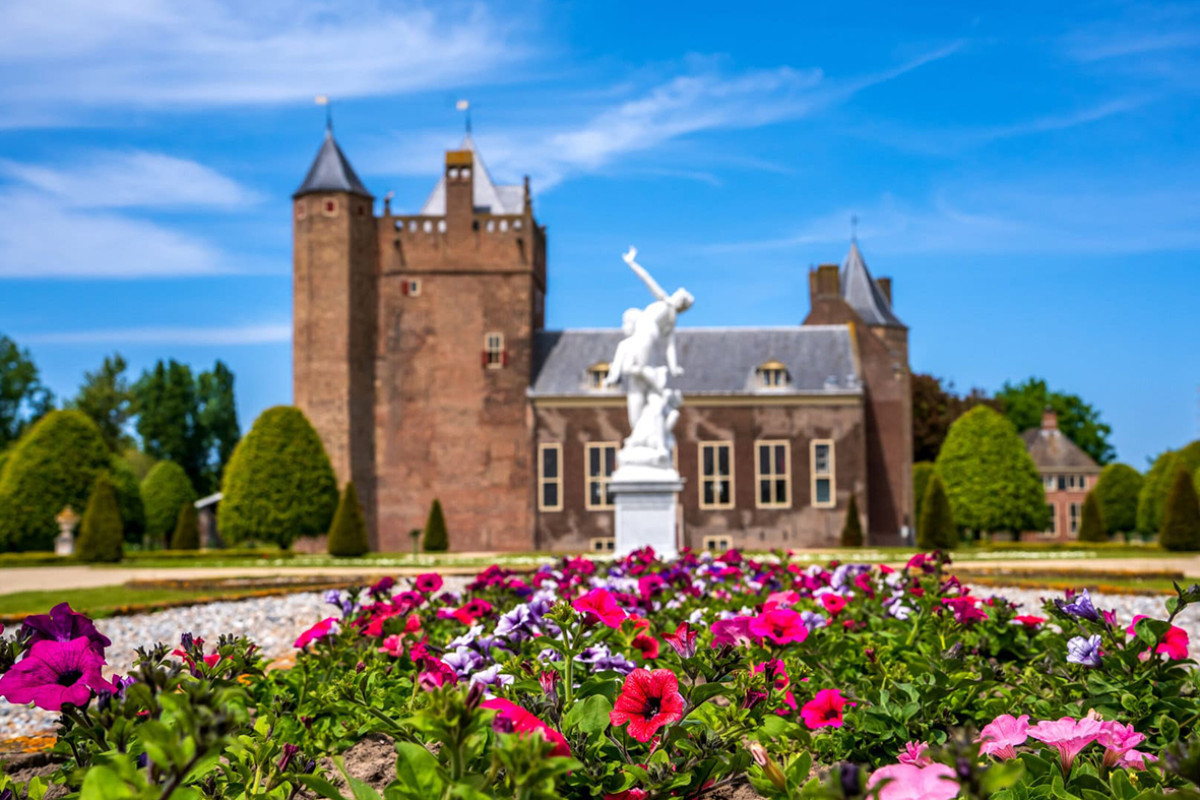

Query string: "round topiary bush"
[[423, 498, 448, 552], [108, 455, 146, 545], [218, 406, 338, 549], [1093, 463, 1142, 537], [0, 410, 111, 552], [142, 461, 197, 549], [840, 493, 863, 547], [1160, 465, 1200, 552], [76, 473, 124, 563], [327, 482, 369, 557], [171, 501, 200, 551], [1139, 442, 1200, 537]]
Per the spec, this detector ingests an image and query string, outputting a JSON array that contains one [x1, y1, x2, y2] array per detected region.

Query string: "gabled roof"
[[841, 240, 904, 328], [1021, 428, 1101, 473], [530, 326, 862, 397], [294, 126, 372, 198], [419, 134, 525, 216]]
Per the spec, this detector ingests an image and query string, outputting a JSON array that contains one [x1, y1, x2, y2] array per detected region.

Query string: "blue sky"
[[1, 0, 1197, 467]]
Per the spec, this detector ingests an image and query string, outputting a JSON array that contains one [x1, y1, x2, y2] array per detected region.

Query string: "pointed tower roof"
[[840, 240, 904, 328], [294, 126, 371, 198], [419, 133, 526, 216]]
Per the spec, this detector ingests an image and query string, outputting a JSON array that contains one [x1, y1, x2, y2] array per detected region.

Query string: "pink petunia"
[[573, 589, 628, 628], [820, 594, 848, 616], [378, 634, 405, 658], [1117, 749, 1156, 770], [749, 609, 808, 645], [897, 741, 932, 767], [800, 689, 845, 729], [1096, 720, 1146, 768], [1013, 615, 1045, 628], [867, 763, 959, 800], [977, 714, 1029, 759], [0, 637, 113, 711], [710, 616, 759, 648], [764, 591, 800, 612], [414, 573, 443, 593], [294, 617, 339, 649], [1127, 615, 1189, 660], [1027, 716, 1104, 774], [482, 698, 571, 757]]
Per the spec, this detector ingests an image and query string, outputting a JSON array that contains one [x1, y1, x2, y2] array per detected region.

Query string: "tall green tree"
[[917, 472, 957, 550], [1077, 491, 1107, 543], [912, 462, 936, 532], [910, 374, 997, 463], [1160, 465, 1200, 552], [134, 359, 206, 489], [1093, 463, 1143, 536], [76, 473, 124, 563], [996, 377, 1115, 465], [328, 482, 369, 557], [197, 360, 240, 488], [67, 353, 133, 452], [936, 406, 1049, 537], [0, 334, 54, 451], [141, 461, 198, 549], [423, 499, 449, 552], [1137, 443, 1200, 536], [840, 493, 864, 547]]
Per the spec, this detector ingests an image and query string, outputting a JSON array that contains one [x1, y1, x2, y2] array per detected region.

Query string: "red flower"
[[482, 698, 571, 757], [800, 689, 846, 729], [662, 622, 697, 659], [1128, 614, 1190, 660], [1014, 615, 1045, 628], [632, 633, 660, 660], [610, 668, 685, 742], [463, 598, 493, 618], [415, 573, 443, 593], [820, 594, 848, 616], [749, 609, 808, 645], [573, 588, 627, 628]]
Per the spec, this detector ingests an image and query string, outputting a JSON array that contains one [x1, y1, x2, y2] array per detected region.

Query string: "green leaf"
[[296, 775, 350, 800], [563, 694, 612, 735], [393, 743, 445, 796], [80, 766, 136, 800], [690, 681, 730, 705], [982, 760, 1026, 793]]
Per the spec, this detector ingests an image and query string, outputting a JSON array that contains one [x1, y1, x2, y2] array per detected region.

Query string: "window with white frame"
[[755, 440, 791, 508], [538, 444, 562, 512], [811, 440, 835, 508], [587, 362, 610, 390], [1043, 475, 1055, 492], [702, 535, 732, 552], [586, 443, 618, 510], [1069, 502, 1081, 534], [755, 360, 790, 389], [699, 442, 734, 509], [484, 332, 505, 368]]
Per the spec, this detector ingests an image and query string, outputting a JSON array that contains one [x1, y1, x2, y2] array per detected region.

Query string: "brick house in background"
[[1022, 409, 1101, 540], [291, 126, 913, 552]]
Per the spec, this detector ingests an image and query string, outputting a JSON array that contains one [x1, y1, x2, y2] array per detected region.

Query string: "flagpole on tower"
[[457, 99, 471, 135], [315, 95, 331, 131]]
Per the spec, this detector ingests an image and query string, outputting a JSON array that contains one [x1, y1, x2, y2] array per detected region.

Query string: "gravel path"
[[0, 582, 1191, 739]]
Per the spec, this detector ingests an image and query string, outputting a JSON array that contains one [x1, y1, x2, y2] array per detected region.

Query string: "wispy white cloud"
[[1060, 4, 1200, 92], [0, 0, 532, 123], [371, 43, 965, 190], [18, 323, 290, 346], [0, 151, 260, 209]]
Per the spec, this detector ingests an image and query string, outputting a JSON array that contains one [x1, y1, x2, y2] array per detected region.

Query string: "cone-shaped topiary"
[[0, 410, 111, 552], [327, 482, 369, 557], [76, 473, 124, 563], [1094, 462, 1142, 537], [918, 472, 958, 550], [142, 461, 197, 549], [108, 455, 146, 545], [840, 493, 864, 547], [171, 501, 200, 550], [1077, 491, 1107, 543], [1160, 466, 1200, 552], [423, 499, 448, 552], [912, 462, 935, 533], [218, 406, 338, 549]]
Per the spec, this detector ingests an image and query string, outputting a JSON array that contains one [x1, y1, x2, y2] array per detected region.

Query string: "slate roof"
[[295, 126, 372, 198], [1021, 428, 1101, 473], [420, 134, 525, 216], [842, 240, 904, 328], [530, 326, 862, 397]]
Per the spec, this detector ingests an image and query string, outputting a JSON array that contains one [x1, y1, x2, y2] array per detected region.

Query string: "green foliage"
[[423, 498, 449, 552], [1094, 463, 1143, 535], [108, 455, 146, 545], [1160, 465, 1200, 551], [1077, 491, 1107, 543], [76, 473, 124, 563], [171, 501, 200, 551], [917, 471, 957, 549], [218, 406, 338, 549], [66, 353, 133, 452], [327, 482, 369, 557], [141, 461, 198, 549], [1139, 442, 1200, 536], [912, 461, 935, 530], [936, 406, 1048, 535], [840, 493, 863, 547], [0, 333, 54, 451], [0, 410, 111, 552], [996, 377, 1115, 465], [122, 447, 156, 481], [910, 373, 998, 463], [198, 360, 240, 487]]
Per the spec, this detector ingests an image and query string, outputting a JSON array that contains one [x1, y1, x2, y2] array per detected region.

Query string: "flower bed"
[[1, 549, 1199, 799]]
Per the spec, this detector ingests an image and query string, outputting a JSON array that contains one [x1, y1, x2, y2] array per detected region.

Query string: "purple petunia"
[[22, 603, 111, 656], [0, 637, 113, 711], [1066, 635, 1103, 668], [1056, 589, 1100, 622]]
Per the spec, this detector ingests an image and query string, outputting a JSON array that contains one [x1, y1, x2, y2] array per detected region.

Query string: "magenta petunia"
[[800, 689, 845, 729], [749, 608, 808, 645], [573, 589, 627, 628], [1127, 614, 1189, 660], [819, 594, 848, 616], [0, 636, 113, 711], [977, 714, 1029, 759], [414, 573, 444, 594], [482, 698, 571, 757], [22, 603, 111, 656], [294, 617, 339, 649], [710, 616, 759, 648]]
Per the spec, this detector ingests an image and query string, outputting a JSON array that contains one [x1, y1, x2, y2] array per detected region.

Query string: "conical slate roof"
[[294, 126, 371, 198], [419, 133, 525, 216], [840, 240, 904, 328]]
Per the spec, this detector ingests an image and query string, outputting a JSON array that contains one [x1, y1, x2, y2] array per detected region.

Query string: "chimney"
[[808, 264, 841, 306], [1041, 408, 1058, 431], [444, 149, 474, 229], [877, 276, 892, 305]]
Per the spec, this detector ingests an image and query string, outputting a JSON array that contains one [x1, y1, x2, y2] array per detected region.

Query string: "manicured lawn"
[[0, 584, 305, 620]]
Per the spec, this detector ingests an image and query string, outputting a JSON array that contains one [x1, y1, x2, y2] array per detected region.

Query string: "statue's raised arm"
[[623, 247, 669, 303]]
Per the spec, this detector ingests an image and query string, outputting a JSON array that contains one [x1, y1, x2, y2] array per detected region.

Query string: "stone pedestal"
[[54, 506, 79, 557], [610, 467, 684, 559], [54, 532, 75, 557]]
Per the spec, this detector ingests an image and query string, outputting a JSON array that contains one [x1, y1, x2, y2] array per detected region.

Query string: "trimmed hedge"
[[917, 471, 958, 550], [109, 455, 146, 545], [1160, 465, 1200, 552], [328, 482, 369, 557], [423, 499, 448, 552], [218, 406, 338, 549], [171, 501, 200, 551], [1138, 442, 1200, 535], [77, 473, 124, 563], [1077, 491, 1107, 543], [912, 462, 935, 534], [1093, 463, 1142, 536], [0, 410, 111, 552], [142, 461, 198, 548], [840, 493, 864, 547]]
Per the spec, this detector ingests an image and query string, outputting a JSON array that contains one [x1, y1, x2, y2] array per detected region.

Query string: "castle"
[[292, 125, 913, 552]]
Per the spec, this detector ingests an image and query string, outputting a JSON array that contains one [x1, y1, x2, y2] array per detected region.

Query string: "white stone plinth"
[[611, 469, 683, 559], [55, 532, 75, 557]]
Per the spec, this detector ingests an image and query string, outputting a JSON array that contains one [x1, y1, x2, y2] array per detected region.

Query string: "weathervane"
[[315, 95, 331, 130], [457, 99, 471, 134]]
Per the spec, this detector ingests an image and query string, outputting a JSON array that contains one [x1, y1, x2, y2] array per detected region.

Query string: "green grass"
[[0, 584, 299, 620]]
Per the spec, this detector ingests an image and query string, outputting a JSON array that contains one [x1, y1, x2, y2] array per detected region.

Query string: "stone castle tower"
[[293, 126, 545, 551]]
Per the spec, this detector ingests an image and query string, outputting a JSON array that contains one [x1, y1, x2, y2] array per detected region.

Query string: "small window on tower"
[[484, 332, 505, 369], [295, 201, 307, 220], [407, 279, 421, 297], [587, 362, 611, 390], [756, 360, 789, 389], [461, 167, 472, 180], [322, 199, 338, 217]]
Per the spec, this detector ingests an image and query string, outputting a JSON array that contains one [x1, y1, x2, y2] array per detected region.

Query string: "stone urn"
[[55, 506, 80, 556]]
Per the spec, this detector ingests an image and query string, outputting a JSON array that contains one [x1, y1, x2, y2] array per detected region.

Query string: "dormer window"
[[587, 362, 611, 390], [756, 360, 789, 389]]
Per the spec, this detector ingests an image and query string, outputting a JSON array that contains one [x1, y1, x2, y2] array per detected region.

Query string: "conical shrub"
[[77, 473, 124, 563], [171, 501, 200, 550], [328, 482, 369, 557], [423, 498, 448, 552], [1077, 491, 1107, 543], [1160, 466, 1200, 552], [918, 472, 958, 550], [840, 493, 864, 547]]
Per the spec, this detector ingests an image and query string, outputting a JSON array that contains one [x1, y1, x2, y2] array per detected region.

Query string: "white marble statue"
[[606, 247, 693, 473]]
